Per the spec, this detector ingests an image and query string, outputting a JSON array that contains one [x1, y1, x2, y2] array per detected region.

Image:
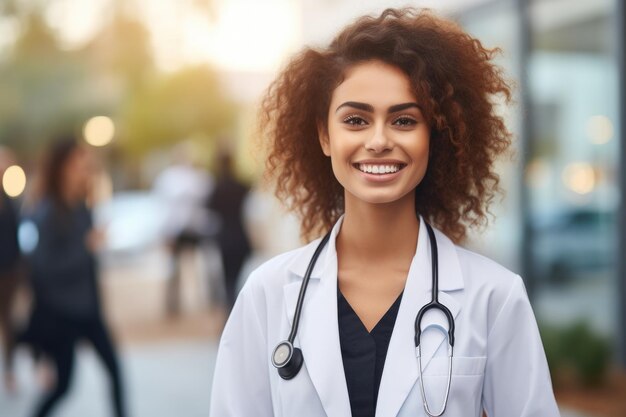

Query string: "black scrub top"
[[338, 288, 403, 417]]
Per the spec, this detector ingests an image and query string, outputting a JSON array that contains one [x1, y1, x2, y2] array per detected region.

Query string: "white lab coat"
[[210, 216, 560, 417]]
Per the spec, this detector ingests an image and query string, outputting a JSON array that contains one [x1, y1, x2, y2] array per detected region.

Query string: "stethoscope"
[[271, 223, 455, 416]]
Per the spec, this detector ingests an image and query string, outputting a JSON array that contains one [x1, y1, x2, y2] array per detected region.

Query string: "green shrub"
[[539, 321, 612, 387]]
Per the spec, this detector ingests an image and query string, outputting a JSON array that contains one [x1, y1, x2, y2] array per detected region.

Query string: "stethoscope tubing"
[[287, 232, 332, 343], [414, 223, 455, 347]]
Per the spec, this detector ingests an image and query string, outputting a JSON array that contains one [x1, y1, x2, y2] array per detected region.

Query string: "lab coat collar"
[[283, 215, 349, 417], [283, 214, 464, 417], [286, 215, 344, 281]]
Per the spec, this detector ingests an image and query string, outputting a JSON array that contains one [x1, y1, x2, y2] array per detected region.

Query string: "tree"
[[121, 65, 236, 157], [0, 12, 89, 152]]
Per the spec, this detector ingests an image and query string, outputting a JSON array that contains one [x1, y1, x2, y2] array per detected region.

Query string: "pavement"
[[0, 344, 596, 417], [1, 340, 217, 417]]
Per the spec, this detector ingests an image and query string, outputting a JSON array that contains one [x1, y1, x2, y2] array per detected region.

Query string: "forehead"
[[330, 60, 416, 108]]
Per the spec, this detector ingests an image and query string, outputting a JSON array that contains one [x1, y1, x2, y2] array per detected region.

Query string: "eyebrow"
[[335, 101, 421, 114]]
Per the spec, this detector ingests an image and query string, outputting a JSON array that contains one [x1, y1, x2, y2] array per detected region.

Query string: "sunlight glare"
[[203, 0, 300, 72]]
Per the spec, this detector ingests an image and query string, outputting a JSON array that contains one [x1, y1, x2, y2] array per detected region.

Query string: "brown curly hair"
[[260, 8, 512, 243]]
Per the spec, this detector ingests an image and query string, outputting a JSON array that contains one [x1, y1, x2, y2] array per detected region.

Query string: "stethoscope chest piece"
[[272, 340, 303, 380]]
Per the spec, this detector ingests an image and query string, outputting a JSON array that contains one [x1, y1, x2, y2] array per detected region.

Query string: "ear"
[[317, 123, 331, 157]]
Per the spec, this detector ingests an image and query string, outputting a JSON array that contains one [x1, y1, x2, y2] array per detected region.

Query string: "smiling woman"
[[210, 8, 559, 417], [260, 8, 513, 243]]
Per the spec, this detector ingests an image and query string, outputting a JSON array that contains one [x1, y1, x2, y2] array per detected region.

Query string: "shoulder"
[[228, 238, 322, 326], [242, 237, 323, 293], [455, 244, 519, 282], [454, 244, 526, 309], [447, 243, 537, 338]]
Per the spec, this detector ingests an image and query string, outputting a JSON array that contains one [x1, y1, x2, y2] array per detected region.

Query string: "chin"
[[348, 188, 415, 206]]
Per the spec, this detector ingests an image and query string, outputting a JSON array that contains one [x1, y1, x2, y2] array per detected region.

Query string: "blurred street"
[[0, 248, 602, 417], [1, 341, 600, 417], [0, 247, 600, 417], [0, 246, 226, 417], [2, 340, 218, 417]]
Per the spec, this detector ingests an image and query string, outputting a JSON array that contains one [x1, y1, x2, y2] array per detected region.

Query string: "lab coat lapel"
[[283, 217, 351, 417], [376, 217, 463, 417]]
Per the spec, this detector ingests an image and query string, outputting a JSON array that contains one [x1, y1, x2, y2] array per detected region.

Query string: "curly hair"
[[260, 8, 512, 243]]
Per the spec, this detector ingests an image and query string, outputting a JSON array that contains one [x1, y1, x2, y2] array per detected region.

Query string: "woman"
[[207, 150, 251, 312], [25, 138, 126, 417], [0, 147, 22, 392], [211, 8, 559, 417]]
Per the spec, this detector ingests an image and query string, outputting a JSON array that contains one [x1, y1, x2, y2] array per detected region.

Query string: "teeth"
[[358, 163, 401, 174]]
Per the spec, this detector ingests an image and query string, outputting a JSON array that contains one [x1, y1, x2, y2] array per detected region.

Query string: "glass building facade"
[[458, 0, 624, 368]]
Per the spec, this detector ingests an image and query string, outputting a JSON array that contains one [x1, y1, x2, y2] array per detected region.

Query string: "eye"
[[343, 115, 368, 126], [392, 116, 417, 127]]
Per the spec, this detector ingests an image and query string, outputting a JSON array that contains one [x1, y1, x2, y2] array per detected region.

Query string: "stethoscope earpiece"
[[272, 341, 304, 380]]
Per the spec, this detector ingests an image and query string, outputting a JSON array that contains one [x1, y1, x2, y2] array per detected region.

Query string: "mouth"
[[353, 162, 407, 175]]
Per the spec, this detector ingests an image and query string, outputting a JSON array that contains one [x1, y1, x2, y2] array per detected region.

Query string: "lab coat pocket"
[[402, 357, 486, 417], [423, 355, 487, 376], [276, 363, 325, 417]]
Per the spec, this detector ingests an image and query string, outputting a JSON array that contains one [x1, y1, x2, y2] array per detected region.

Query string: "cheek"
[[412, 130, 430, 158], [405, 134, 430, 181], [328, 146, 348, 179], [419, 141, 430, 166], [328, 135, 358, 170], [325, 124, 347, 158], [325, 140, 354, 187]]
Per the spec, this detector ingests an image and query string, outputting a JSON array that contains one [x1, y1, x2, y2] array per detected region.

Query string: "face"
[[62, 146, 94, 201], [320, 60, 430, 208]]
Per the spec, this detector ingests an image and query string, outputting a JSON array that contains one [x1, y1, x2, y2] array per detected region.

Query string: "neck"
[[338, 191, 419, 262]]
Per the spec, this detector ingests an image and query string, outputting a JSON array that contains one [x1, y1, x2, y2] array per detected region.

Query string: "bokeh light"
[[18, 220, 39, 254], [84, 116, 115, 147], [525, 158, 550, 189], [203, 0, 299, 72], [585, 115, 614, 144], [2, 164, 27, 197], [562, 162, 595, 194]]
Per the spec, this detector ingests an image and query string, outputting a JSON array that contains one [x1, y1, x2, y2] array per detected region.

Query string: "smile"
[[355, 163, 406, 174]]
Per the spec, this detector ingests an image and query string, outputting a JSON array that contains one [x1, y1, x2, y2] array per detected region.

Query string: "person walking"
[[207, 151, 251, 312], [25, 137, 127, 417], [0, 147, 22, 393], [153, 143, 215, 316]]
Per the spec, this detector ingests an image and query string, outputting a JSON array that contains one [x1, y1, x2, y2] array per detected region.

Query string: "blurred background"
[[0, 0, 623, 416]]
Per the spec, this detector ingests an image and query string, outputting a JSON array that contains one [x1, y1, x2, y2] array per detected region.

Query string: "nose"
[[365, 126, 392, 153]]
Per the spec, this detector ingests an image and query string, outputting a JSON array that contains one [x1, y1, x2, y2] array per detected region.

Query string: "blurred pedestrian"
[[207, 150, 251, 312], [153, 142, 215, 316], [0, 147, 22, 393], [23, 137, 126, 417]]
